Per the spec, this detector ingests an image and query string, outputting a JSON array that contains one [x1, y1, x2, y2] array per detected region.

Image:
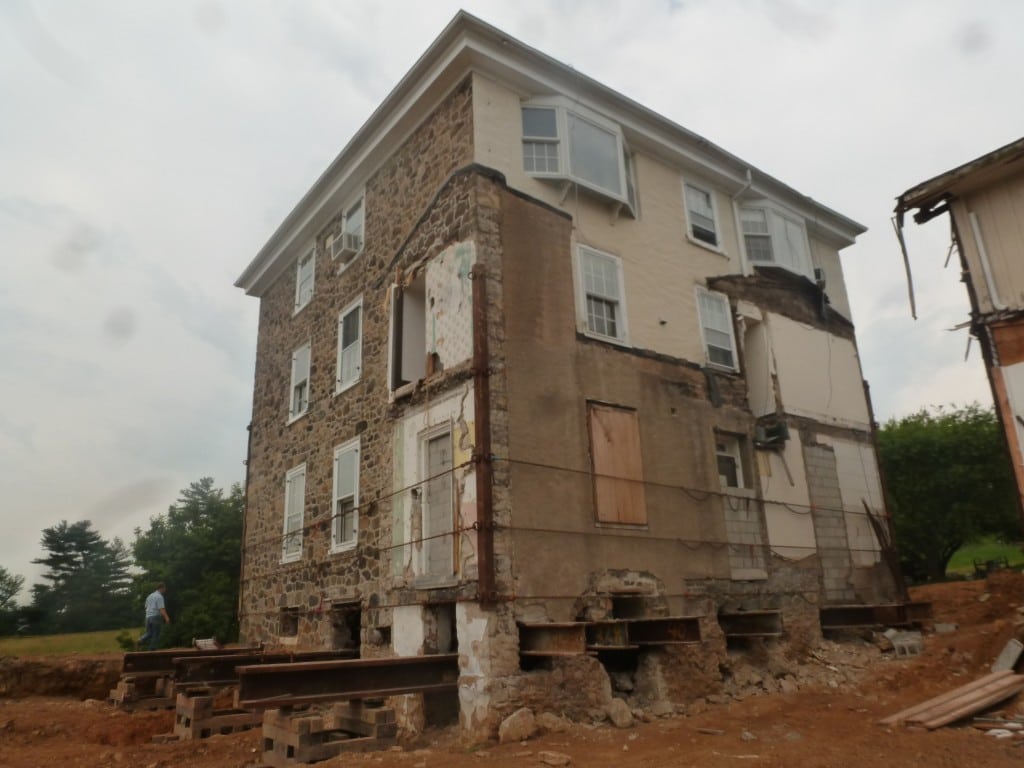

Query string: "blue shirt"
[[144, 590, 165, 619]]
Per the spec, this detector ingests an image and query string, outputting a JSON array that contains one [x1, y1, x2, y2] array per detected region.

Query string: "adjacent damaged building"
[[235, 12, 905, 738], [895, 136, 1024, 520]]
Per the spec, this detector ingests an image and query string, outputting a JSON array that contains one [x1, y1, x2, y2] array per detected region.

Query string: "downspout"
[[968, 210, 1008, 311], [238, 420, 253, 640], [731, 168, 753, 274], [471, 265, 496, 605]]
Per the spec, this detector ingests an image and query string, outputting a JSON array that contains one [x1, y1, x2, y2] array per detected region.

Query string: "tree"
[[29, 520, 135, 633], [132, 478, 244, 647], [0, 566, 24, 611], [877, 403, 1020, 582], [0, 566, 26, 635]]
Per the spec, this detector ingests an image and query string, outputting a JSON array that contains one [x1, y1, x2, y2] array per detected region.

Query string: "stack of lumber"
[[879, 670, 1024, 729]]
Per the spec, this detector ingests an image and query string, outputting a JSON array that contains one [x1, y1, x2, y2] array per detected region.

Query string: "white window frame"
[[521, 98, 632, 207], [336, 297, 362, 394], [715, 433, 746, 490], [331, 437, 360, 553], [294, 248, 315, 313], [417, 422, 455, 579], [288, 341, 311, 422], [282, 464, 306, 563], [683, 181, 724, 253], [576, 245, 629, 345], [696, 287, 738, 371], [739, 203, 813, 278], [326, 195, 365, 272]]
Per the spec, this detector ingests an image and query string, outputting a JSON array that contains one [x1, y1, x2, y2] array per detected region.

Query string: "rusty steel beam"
[[122, 645, 261, 675], [626, 617, 702, 646], [236, 653, 460, 709], [174, 649, 358, 687], [820, 602, 932, 630], [471, 265, 496, 604]]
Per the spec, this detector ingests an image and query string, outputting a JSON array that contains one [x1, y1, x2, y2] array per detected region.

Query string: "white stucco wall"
[[768, 313, 870, 429], [759, 431, 817, 560]]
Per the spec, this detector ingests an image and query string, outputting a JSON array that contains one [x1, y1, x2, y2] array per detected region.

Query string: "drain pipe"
[[471, 265, 496, 605], [732, 168, 753, 273]]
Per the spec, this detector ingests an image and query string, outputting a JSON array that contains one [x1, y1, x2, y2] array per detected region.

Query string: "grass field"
[[0, 627, 136, 657], [947, 537, 1024, 576]]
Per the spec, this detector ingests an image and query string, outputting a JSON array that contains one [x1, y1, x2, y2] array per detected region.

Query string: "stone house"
[[896, 137, 1024, 520], [235, 11, 903, 738]]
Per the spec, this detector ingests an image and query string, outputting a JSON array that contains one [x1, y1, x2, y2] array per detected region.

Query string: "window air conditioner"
[[813, 267, 827, 288], [331, 232, 362, 260]]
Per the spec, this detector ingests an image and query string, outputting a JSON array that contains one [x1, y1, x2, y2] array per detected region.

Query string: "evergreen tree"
[[30, 520, 134, 633]]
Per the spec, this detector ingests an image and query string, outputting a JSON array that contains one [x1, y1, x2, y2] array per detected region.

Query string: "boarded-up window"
[[588, 403, 646, 524]]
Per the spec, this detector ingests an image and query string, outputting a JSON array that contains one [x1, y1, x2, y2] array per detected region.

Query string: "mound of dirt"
[[2, 574, 1024, 768], [0, 655, 121, 700]]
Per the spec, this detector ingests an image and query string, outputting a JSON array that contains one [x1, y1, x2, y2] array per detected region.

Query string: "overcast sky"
[[1, 0, 1020, 595]]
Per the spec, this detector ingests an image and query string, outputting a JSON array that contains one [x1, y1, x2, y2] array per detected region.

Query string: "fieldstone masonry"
[[239, 65, 901, 743]]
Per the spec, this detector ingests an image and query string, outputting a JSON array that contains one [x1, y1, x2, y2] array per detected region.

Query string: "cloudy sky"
[[1, 0, 1020, 593]]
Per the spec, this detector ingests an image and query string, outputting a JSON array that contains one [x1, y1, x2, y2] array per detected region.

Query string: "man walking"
[[138, 582, 170, 651]]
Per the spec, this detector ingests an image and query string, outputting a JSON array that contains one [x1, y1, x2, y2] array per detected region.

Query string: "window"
[[289, 342, 311, 420], [332, 438, 359, 551], [327, 197, 365, 270], [578, 246, 628, 343], [336, 298, 362, 393], [716, 434, 745, 489], [421, 429, 454, 578], [684, 183, 720, 248], [697, 288, 738, 370], [522, 107, 559, 173], [295, 249, 315, 311], [588, 403, 647, 525], [282, 464, 306, 562], [740, 205, 812, 277], [521, 101, 633, 207], [388, 273, 427, 392]]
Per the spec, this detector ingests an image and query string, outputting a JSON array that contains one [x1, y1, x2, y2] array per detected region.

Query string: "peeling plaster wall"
[[391, 385, 478, 583], [426, 242, 476, 369]]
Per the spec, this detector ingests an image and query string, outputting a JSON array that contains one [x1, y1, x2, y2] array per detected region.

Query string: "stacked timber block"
[[173, 690, 262, 740], [262, 701, 398, 766], [108, 672, 175, 710]]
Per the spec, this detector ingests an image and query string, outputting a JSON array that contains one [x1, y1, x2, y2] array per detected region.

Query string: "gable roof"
[[236, 10, 866, 296]]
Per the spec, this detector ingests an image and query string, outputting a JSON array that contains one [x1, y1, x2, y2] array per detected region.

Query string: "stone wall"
[[240, 77, 474, 646]]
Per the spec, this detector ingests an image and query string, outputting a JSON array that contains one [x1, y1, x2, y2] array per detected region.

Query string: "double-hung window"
[[684, 183, 720, 248], [716, 434, 746, 489], [521, 100, 634, 209], [332, 438, 359, 551], [697, 287, 738, 370], [289, 342, 311, 421], [740, 205, 812, 277], [282, 464, 306, 562], [295, 249, 315, 311], [336, 298, 362, 393], [578, 246, 628, 343]]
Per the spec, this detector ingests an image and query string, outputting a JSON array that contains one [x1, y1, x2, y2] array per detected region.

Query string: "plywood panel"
[[589, 404, 647, 525]]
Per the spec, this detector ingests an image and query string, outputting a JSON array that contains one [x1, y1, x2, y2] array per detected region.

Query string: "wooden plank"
[[921, 680, 1024, 729], [878, 670, 1013, 725], [589, 404, 647, 525], [906, 676, 1024, 725]]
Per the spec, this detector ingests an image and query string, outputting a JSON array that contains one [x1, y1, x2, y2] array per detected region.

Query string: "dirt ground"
[[3, 572, 1024, 768]]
